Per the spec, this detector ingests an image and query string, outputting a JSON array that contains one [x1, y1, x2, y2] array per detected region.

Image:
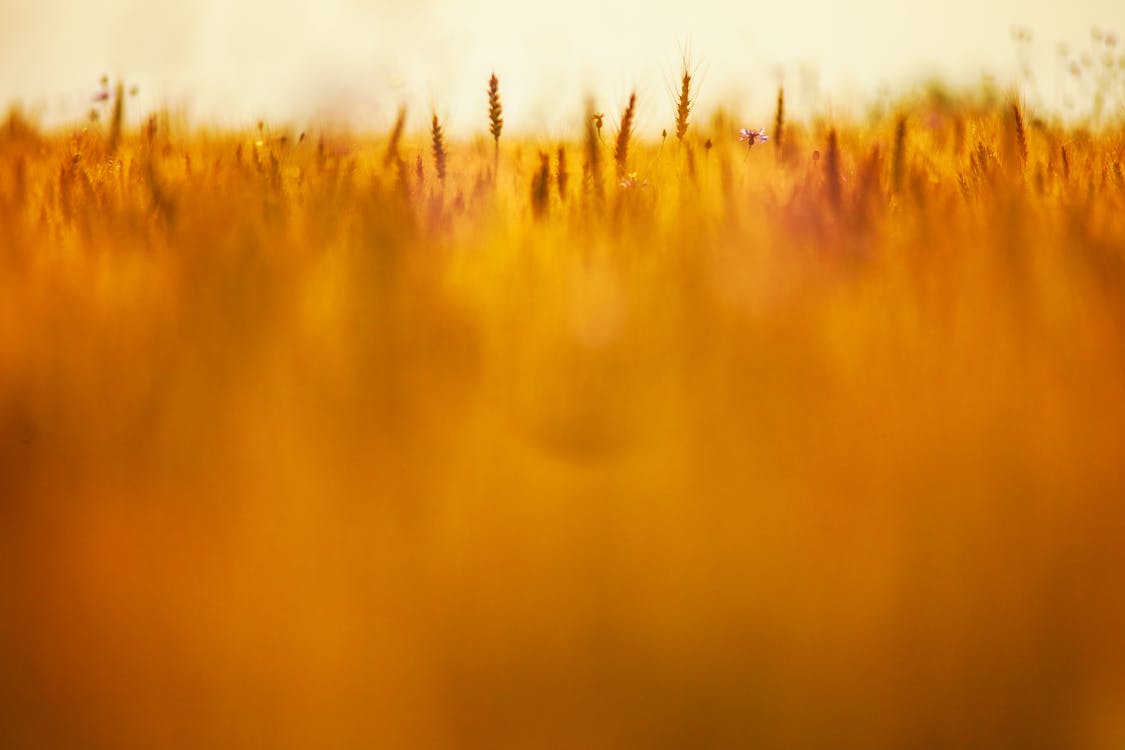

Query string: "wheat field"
[[2, 73, 1125, 748]]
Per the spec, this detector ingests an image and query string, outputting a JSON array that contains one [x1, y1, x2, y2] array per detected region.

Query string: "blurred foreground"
[[1, 97, 1125, 748]]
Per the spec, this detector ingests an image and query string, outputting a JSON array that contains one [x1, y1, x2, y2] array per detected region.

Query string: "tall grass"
[[1, 77, 1125, 750]]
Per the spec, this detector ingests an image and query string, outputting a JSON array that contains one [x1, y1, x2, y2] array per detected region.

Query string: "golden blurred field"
[[2, 82, 1125, 748]]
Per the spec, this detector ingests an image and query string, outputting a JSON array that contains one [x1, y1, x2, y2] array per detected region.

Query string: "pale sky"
[[1, 0, 1123, 135]]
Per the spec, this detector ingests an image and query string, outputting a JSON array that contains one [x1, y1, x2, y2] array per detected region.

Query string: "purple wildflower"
[[738, 128, 769, 148]]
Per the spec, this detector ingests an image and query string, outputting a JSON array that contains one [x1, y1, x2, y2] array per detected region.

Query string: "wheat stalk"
[[825, 128, 841, 210], [583, 101, 604, 205], [488, 74, 503, 177], [108, 80, 124, 154], [531, 151, 550, 219], [1011, 102, 1028, 169], [773, 87, 785, 158], [891, 116, 907, 194], [431, 114, 447, 185], [383, 108, 406, 167], [557, 146, 569, 201], [615, 92, 636, 180], [675, 62, 693, 142]]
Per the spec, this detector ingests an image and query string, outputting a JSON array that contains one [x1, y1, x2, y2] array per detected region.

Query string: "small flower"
[[619, 171, 647, 189], [739, 128, 769, 148], [92, 89, 109, 102]]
